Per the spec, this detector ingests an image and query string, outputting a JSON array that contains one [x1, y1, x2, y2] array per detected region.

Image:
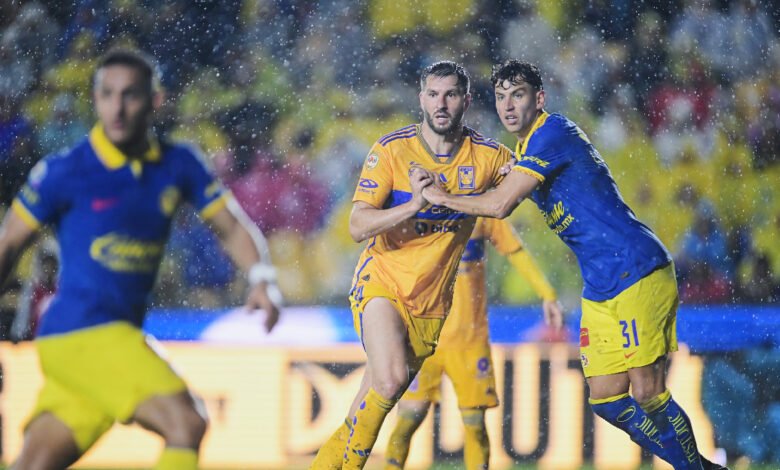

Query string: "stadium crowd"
[[0, 0, 779, 464]]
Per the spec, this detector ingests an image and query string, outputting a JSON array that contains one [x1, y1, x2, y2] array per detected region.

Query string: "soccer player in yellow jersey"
[[384, 216, 563, 469], [310, 61, 515, 469]]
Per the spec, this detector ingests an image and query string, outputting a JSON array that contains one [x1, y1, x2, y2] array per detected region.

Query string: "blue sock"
[[642, 390, 703, 470], [590, 393, 669, 462]]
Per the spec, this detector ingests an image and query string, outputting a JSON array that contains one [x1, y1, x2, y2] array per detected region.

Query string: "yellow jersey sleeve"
[[352, 143, 393, 208], [484, 217, 523, 255], [486, 218, 558, 301]]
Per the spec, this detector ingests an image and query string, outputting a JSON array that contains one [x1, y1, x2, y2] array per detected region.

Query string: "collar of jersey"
[[516, 111, 549, 156], [89, 124, 161, 170]]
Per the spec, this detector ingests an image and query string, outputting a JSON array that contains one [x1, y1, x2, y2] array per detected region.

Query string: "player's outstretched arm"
[[348, 168, 434, 242], [205, 197, 282, 332], [423, 170, 539, 219], [0, 208, 38, 290]]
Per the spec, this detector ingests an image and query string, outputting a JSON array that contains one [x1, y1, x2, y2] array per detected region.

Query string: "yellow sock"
[[156, 447, 198, 470], [384, 409, 425, 469], [311, 418, 352, 469], [461, 409, 489, 470], [344, 388, 396, 469]]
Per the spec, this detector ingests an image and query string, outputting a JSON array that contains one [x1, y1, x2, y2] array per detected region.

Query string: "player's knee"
[[159, 399, 208, 447], [373, 377, 406, 401], [632, 387, 664, 406]]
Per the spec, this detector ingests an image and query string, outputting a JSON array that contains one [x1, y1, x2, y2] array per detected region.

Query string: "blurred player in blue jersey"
[[421, 60, 727, 470], [0, 49, 282, 470]]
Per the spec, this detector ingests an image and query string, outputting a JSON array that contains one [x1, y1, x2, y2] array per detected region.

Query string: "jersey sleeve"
[[490, 144, 514, 187], [512, 120, 568, 183], [179, 146, 228, 220], [352, 143, 393, 208], [12, 158, 65, 229], [485, 218, 523, 255]]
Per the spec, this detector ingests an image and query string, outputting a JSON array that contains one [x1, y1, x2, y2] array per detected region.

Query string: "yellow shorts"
[[350, 281, 444, 359], [30, 321, 188, 452], [579, 264, 679, 378], [403, 341, 498, 409]]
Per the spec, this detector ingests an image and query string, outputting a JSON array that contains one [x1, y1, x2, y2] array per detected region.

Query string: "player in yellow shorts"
[[310, 61, 513, 469], [383, 217, 562, 469], [0, 49, 282, 470], [423, 60, 726, 469]]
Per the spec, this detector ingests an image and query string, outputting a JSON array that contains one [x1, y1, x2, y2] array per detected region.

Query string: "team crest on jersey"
[[159, 186, 181, 216], [365, 152, 379, 169], [458, 166, 475, 190]]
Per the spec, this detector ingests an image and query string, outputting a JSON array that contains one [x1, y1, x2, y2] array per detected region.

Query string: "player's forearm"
[[208, 198, 273, 273], [436, 190, 520, 219], [349, 202, 420, 242]]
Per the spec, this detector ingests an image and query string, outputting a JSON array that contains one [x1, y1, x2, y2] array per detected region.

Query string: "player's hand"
[[542, 299, 564, 330], [409, 165, 435, 210], [421, 184, 448, 206], [499, 157, 517, 176], [246, 281, 283, 333]]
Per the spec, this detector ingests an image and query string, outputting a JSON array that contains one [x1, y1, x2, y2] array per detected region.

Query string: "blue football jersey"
[[512, 112, 671, 301], [12, 125, 228, 336]]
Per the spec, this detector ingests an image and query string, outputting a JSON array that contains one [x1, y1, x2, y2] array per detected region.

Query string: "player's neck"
[[419, 123, 464, 156], [515, 111, 543, 144], [115, 132, 152, 159]]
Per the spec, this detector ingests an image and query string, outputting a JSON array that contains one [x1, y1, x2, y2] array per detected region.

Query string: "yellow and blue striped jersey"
[[12, 124, 228, 336], [351, 124, 512, 319], [513, 112, 671, 301]]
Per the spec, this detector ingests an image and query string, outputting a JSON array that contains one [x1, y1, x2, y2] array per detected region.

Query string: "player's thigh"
[[15, 412, 81, 470], [579, 297, 628, 379], [403, 351, 444, 403], [443, 343, 499, 409], [361, 297, 412, 382], [615, 264, 679, 371], [39, 322, 188, 424]]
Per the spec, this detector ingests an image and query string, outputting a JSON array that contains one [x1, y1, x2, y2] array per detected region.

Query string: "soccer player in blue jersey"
[[0, 49, 282, 470], [421, 60, 726, 470]]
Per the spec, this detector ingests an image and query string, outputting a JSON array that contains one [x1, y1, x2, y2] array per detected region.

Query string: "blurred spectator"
[[724, 0, 774, 81], [739, 253, 780, 304], [675, 186, 734, 303], [0, 94, 36, 205], [10, 240, 58, 341], [36, 93, 88, 156]]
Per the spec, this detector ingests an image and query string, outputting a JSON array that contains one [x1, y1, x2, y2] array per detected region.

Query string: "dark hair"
[[94, 48, 160, 92], [491, 60, 543, 91], [420, 61, 470, 94]]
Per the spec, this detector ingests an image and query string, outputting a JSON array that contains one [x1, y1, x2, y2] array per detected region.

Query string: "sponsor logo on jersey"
[[91, 197, 120, 212], [579, 327, 590, 347], [358, 178, 378, 189], [89, 233, 165, 273]]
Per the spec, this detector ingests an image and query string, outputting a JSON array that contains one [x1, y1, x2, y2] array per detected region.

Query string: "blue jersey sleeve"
[[513, 114, 570, 182], [12, 157, 67, 228], [178, 146, 228, 219]]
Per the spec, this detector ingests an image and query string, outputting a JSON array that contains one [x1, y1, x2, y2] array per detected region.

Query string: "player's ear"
[[536, 89, 545, 110], [464, 92, 472, 112], [152, 89, 164, 111]]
